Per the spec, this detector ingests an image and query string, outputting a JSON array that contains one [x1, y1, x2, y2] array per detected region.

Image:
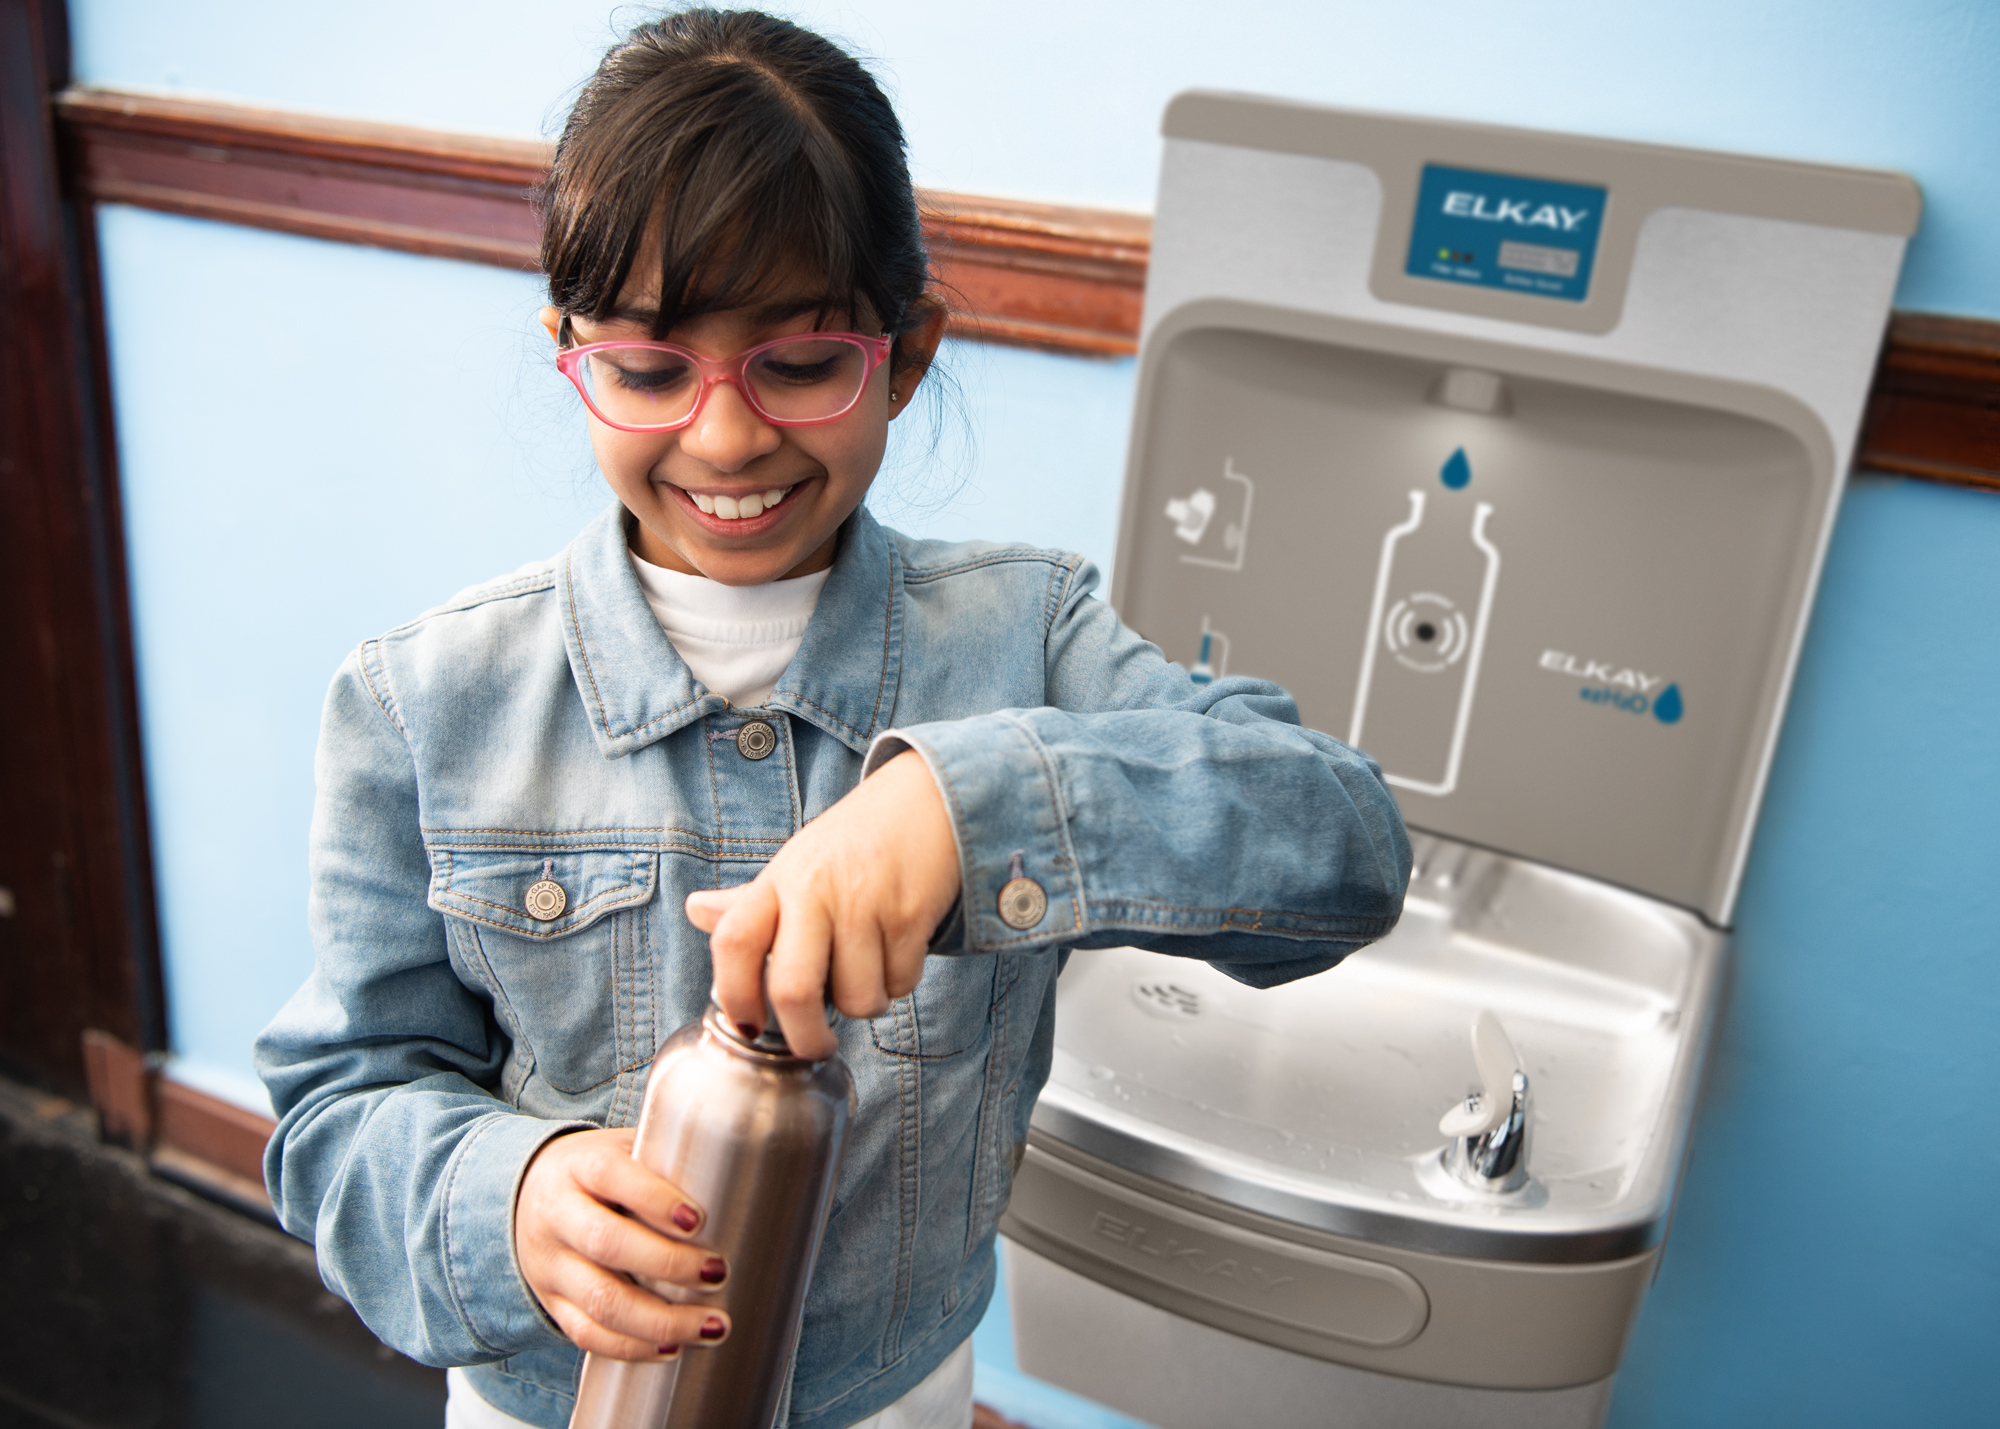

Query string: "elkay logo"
[[1091, 1210, 1295, 1293], [1540, 650, 1684, 725], [1441, 192, 1592, 232]]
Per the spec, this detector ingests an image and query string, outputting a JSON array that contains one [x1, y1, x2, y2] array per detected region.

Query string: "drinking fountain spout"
[[1439, 1010, 1532, 1193]]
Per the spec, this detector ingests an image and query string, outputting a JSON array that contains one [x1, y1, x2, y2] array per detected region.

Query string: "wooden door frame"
[[0, 0, 165, 1095]]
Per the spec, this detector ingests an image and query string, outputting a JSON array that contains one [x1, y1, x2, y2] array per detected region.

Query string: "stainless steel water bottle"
[[567, 1004, 854, 1429]]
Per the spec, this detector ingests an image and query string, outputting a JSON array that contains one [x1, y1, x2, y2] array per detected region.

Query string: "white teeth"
[[693, 486, 790, 520]]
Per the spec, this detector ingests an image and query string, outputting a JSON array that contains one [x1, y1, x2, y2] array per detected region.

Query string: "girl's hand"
[[686, 750, 960, 1059], [515, 1128, 731, 1360]]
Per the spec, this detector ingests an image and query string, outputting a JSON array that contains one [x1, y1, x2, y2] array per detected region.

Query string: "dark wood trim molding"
[[921, 188, 1148, 356], [56, 87, 545, 269], [53, 87, 1153, 356], [1858, 313, 2000, 493], [50, 86, 2000, 489], [83, 1026, 275, 1213], [2, 11, 165, 1100]]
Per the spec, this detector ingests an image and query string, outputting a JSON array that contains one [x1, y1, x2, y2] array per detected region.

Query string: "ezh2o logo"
[[1540, 650, 1684, 725]]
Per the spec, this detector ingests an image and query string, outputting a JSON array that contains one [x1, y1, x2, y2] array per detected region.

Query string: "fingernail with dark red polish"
[[672, 1204, 699, 1233], [736, 1023, 759, 1041], [699, 1257, 727, 1285], [656, 1345, 679, 1358], [699, 1317, 727, 1341]]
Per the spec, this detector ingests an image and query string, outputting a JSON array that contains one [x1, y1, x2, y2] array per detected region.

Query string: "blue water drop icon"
[[1653, 683, 1684, 725], [1441, 448, 1471, 489]]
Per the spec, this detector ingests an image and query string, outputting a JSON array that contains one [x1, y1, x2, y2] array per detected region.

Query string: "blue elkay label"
[[1406, 164, 1608, 303]]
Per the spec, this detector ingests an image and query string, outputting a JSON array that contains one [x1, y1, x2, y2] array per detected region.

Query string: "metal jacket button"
[[737, 720, 777, 760], [998, 876, 1048, 930], [524, 879, 567, 921]]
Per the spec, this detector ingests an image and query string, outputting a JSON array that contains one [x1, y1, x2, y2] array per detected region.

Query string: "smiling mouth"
[[684, 483, 798, 521]]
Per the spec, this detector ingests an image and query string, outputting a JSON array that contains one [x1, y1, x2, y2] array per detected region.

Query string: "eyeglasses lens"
[[577, 348, 700, 429], [743, 337, 867, 422], [577, 337, 869, 429]]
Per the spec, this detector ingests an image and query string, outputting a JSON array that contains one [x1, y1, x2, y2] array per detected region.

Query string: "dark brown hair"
[[539, 9, 935, 368]]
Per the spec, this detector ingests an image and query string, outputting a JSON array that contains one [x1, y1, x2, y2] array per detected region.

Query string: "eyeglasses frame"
[[555, 321, 896, 434]]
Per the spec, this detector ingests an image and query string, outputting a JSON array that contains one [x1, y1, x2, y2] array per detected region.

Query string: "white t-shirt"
[[629, 552, 831, 707]]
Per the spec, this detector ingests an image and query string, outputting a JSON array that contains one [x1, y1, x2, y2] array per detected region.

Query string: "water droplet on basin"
[[1090, 1065, 1115, 1081], [1653, 683, 1684, 724], [1440, 447, 1471, 490]]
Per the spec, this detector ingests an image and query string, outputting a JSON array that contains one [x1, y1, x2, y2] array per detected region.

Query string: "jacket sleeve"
[[254, 647, 584, 1367], [866, 558, 1410, 985]]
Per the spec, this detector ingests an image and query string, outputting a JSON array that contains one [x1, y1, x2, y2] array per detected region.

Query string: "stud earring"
[[890, 389, 900, 402]]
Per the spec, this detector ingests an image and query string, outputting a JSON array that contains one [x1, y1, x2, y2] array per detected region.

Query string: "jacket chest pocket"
[[429, 847, 660, 1095]]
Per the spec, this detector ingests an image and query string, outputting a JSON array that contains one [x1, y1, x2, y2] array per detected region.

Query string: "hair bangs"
[[541, 10, 935, 359]]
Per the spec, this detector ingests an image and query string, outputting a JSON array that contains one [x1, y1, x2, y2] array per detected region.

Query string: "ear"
[[887, 297, 950, 420], [537, 305, 563, 346]]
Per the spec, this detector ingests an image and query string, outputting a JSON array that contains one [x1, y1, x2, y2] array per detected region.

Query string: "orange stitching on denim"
[[865, 547, 898, 737], [704, 716, 726, 886], [420, 828, 783, 852], [995, 713, 1085, 939], [564, 546, 613, 737], [1081, 899, 1397, 935], [444, 868, 649, 922], [372, 569, 555, 642], [355, 641, 409, 738], [1045, 557, 1083, 642], [781, 715, 802, 833], [898, 547, 1071, 584], [432, 891, 656, 940], [776, 687, 869, 746], [558, 556, 717, 743], [440, 1116, 507, 1357]]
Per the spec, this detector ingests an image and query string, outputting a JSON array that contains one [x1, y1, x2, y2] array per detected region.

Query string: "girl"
[[256, 10, 1410, 1429]]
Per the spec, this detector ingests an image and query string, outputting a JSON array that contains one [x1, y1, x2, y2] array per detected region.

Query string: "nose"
[[679, 377, 781, 473]]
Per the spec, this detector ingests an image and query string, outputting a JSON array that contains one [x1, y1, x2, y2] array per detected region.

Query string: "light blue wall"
[[75, 0, 2000, 317], [75, 1, 1997, 1424]]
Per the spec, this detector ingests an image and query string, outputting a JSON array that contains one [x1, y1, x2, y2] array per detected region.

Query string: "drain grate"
[[1132, 979, 1203, 1019]]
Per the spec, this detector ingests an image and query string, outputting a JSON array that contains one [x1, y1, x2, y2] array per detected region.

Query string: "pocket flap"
[[428, 846, 659, 939]]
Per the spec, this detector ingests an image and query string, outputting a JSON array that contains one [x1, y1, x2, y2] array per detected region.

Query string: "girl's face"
[[543, 270, 943, 586]]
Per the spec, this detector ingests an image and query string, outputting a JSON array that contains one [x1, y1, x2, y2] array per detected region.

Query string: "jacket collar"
[[560, 502, 904, 759]]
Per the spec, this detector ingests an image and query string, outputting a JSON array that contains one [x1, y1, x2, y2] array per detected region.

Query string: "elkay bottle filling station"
[[998, 93, 1918, 1428]]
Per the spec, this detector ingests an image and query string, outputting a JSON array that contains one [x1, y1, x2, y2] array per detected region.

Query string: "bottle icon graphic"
[[1348, 478, 1500, 797]]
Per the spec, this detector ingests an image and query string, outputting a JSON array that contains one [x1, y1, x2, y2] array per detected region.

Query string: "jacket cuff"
[[864, 718, 1081, 952], [444, 1113, 595, 1354]]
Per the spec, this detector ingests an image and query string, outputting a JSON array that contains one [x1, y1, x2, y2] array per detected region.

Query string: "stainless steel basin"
[[1003, 835, 1727, 1408], [1022, 833, 1726, 1266]]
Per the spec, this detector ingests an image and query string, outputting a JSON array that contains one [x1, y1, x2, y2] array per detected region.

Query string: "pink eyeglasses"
[[556, 325, 895, 433]]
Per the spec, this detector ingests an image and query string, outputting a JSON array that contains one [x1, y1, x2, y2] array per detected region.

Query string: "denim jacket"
[[256, 502, 1409, 1429]]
